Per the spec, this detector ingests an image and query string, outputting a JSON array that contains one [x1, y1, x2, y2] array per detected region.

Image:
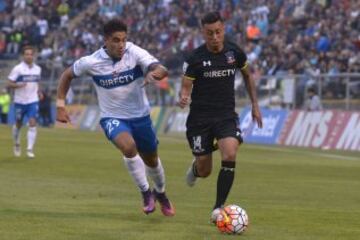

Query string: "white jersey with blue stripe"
[[72, 42, 158, 119], [8, 61, 41, 104]]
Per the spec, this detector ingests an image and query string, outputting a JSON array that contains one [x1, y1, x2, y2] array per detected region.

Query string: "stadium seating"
[[0, 0, 359, 107]]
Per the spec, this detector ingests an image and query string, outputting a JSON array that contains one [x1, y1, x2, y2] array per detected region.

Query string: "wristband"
[[56, 99, 65, 108]]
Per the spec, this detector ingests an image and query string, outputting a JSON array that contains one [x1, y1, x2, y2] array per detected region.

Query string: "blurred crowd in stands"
[[0, 0, 88, 55], [0, 0, 359, 103]]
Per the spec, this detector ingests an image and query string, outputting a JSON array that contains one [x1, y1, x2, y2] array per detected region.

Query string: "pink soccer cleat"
[[141, 189, 156, 215], [153, 190, 175, 217]]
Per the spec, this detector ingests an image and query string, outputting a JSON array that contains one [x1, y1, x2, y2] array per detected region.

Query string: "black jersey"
[[183, 41, 247, 121]]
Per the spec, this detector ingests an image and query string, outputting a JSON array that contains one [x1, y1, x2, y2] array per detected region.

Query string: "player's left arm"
[[37, 67, 44, 100], [142, 63, 169, 87], [133, 45, 168, 87], [38, 86, 44, 101], [240, 65, 263, 128]]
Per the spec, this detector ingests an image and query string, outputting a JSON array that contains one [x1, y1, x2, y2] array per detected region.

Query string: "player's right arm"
[[179, 76, 193, 109], [7, 80, 26, 89], [178, 60, 195, 109], [7, 66, 26, 89], [56, 56, 90, 123], [56, 67, 74, 123]]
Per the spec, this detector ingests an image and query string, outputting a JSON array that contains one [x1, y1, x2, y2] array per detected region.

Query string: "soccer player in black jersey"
[[178, 11, 263, 221]]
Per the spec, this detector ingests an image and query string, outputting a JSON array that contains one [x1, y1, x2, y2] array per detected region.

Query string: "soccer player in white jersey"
[[56, 19, 175, 216], [7, 46, 42, 158]]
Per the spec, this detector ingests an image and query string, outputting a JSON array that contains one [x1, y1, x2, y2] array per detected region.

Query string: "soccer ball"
[[215, 204, 249, 234]]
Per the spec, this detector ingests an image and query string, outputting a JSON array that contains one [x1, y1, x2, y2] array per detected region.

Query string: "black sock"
[[192, 161, 200, 177], [214, 161, 235, 209]]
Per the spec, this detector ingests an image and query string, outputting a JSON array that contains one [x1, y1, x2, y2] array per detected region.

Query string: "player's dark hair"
[[201, 11, 223, 26], [103, 18, 128, 37], [22, 45, 34, 54]]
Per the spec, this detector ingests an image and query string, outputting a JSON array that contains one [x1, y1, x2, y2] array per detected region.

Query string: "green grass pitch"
[[0, 125, 359, 240]]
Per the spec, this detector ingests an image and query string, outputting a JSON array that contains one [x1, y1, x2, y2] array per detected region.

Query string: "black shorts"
[[186, 117, 243, 156]]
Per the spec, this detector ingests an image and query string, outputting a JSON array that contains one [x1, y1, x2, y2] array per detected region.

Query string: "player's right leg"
[[12, 104, 24, 157], [100, 118, 155, 214], [184, 144, 217, 223], [185, 154, 213, 187], [185, 158, 197, 186], [185, 122, 214, 186], [186, 141, 218, 186]]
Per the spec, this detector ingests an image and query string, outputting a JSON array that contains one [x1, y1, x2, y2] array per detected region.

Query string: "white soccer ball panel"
[[234, 224, 245, 233], [223, 204, 249, 234]]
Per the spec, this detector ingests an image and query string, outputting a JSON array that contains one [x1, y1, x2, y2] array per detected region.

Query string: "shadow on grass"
[[0, 208, 175, 224], [0, 157, 30, 164]]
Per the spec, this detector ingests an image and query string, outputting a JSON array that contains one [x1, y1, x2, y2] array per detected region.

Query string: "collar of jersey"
[[21, 61, 34, 69]]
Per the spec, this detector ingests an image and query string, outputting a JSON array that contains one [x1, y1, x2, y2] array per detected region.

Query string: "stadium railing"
[[242, 73, 360, 110], [0, 69, 359, 110]]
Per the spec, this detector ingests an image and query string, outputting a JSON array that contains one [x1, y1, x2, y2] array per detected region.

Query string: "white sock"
[[12, 125, 20, 145], [146, 158, 165, 193], [27, 127, 37, 151], [124, 154, 149, 192]]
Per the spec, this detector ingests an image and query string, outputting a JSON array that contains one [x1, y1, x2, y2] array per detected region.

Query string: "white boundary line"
[[244, 145, 360, 161]]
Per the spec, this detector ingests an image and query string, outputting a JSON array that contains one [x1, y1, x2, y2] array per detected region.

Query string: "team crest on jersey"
[[225, 51, 236, 64]]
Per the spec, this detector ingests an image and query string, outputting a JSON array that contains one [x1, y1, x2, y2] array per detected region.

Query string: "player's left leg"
[[139, 151, 164, 193], [140, 151, 175, 217], [100, 117, 154, 214], [26, 102, 39, 158], [213, 118, 242, 210], [208, 136, 239, 224], [132, 116, 175, 216], [26, 117, 37, 158], [12, 103, 24, 157], [215, 137, 238, 209]]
